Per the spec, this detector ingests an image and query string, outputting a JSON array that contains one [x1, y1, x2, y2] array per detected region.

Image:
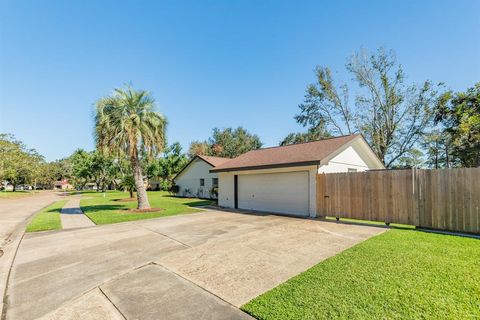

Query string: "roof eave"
[[210, 160, 320, 173]]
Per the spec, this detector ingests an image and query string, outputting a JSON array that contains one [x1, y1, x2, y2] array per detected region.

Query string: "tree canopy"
[[285, 48, 441, 168], [147, 142, 188, 191], [95, 86, 167, 209], [434, 83, 480, 167], [189, 127, 262, 158], [0, 134, 45, 189]]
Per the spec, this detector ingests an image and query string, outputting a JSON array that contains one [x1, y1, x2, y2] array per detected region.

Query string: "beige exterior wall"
[[318, 139, 384, 173], [174, 158, 219, 199]]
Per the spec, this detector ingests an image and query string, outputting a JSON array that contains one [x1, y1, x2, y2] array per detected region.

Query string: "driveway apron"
[[4, 210, 385, 319]]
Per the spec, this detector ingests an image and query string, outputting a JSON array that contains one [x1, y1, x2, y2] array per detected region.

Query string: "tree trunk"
[[131, 155, 150, 209], [129, 189, 134, 199]]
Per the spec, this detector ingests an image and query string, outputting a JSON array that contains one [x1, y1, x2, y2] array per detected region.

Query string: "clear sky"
[[1, 0, 479, 161]]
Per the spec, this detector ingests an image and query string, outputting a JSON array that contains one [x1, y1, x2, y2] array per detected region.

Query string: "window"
[[200, 178, 205, 186], [348, 168, 357, 172], [212, 178, 218, 187]]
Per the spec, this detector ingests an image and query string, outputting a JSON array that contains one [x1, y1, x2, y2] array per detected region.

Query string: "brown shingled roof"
[[173, 154, 231, 181], [196, 155, 231, 167], [210, 134, 361, 172]]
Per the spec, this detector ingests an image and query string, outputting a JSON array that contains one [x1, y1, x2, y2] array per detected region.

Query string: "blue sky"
[[1, 0, 479, 161]]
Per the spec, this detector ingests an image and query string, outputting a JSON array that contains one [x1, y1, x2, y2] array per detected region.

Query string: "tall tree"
[[188, 127, 262, 158], [0, 134, 44, 190], [90, 151, 117, 192], [70, 149, 92, 188], [423, 131, 452, 169], [188, 141, 210, 158], [292, 48, 440, 168], [95, 86, 167, 209], [148, 142, 188, 190], [280, 127, 331, 146], [434, 83, 480, 167]]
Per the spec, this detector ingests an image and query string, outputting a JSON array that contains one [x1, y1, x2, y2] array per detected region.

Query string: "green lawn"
[[80, 191, 213, 225], [26, 200, 67, 232], [242, 229, 480, 320]]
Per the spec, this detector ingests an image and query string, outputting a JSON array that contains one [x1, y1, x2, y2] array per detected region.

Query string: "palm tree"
[[94, 86, 166, 209]]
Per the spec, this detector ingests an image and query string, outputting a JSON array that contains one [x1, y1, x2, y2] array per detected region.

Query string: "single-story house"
[[210, 134, 385, 217], [173, 155, 231, 198], [53, 180, 74, 190]]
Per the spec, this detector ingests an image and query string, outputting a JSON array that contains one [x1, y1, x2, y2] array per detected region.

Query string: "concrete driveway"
[[4, 209, 385, 320]]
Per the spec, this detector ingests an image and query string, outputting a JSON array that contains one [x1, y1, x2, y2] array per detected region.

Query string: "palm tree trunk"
[[131, 155, 150, 209]]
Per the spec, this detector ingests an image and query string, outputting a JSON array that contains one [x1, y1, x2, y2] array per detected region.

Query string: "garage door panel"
[[238, 171, 309, 216]]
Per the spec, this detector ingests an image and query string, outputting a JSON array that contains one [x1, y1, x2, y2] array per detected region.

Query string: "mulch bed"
[[118, 207, 165, 213]]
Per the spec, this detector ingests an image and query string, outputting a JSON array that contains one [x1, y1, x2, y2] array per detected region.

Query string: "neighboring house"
[[83, 182, 97, 190], [210, 134, 384, 217], [173, 155, 230, 199], [1, 182, 13, 191], [53, 180, 74, 190]]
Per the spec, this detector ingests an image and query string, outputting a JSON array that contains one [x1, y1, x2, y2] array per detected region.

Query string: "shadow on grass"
[[186, 200, 215, 207], [80, 204, 126, 213]]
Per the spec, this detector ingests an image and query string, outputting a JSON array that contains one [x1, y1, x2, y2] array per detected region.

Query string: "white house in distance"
[[210, 134, 385, 218], [173, 155, 230, 198]]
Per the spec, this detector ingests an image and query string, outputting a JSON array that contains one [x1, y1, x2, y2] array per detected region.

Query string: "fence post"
[[413, 167, 421, 228]]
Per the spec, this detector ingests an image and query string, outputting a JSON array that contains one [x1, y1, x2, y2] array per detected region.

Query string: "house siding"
[[318, 145, 370, 173], [174, 159, 219, 199]]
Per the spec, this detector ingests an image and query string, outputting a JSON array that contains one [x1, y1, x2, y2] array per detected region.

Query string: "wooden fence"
[[317, 167, 480, 234]]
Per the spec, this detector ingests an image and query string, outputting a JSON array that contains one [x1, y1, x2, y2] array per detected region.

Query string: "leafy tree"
[[90, 151, 117, 192], [148, 142, 188, 190], [189, 127, 262, 158], [292, 48, 440, 168], [36, 162, 62, 189], [422, 131, 452, 169], [434, 83, 480, 167], [0, 134, 44, 190], [280, 127, 331, 146], [70, 149, 92, 188], [119, 174, 136, 198], [95, 86, 167, 209], [188, 141, 210, 158], [392, 148, 424, 168]]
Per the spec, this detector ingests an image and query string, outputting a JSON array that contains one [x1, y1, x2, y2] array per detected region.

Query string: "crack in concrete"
[[133, 224, 192, 248], [98, 287, 127, 320], [151, 262, 252, 318]]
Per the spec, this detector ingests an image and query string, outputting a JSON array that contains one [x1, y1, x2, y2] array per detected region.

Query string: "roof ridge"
[[246, 134, 360, 152], [202, 155, 231, 159]]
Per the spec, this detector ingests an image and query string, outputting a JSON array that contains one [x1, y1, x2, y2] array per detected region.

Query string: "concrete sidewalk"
[[60, 197, 95, 229]]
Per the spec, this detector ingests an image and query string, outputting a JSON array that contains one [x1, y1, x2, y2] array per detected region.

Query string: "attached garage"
[[237, 171, 309, 216], [211, 134, 385, 218]]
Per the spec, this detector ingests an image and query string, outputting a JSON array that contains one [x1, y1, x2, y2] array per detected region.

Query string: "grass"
[[242, 229, 480, 320], [26, 200, 67, 232], [80, 191, 213, 224]]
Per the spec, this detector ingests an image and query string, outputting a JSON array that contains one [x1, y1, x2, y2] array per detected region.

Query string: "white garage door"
[[238, 171, 309, 216]]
